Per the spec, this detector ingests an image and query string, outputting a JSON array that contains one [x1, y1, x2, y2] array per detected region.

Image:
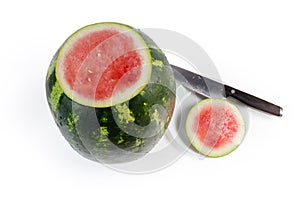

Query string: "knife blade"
[[171, 64, 283, 117]]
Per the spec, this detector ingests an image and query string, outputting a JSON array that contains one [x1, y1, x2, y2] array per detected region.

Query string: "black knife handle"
[[224, 85, 282, 117]]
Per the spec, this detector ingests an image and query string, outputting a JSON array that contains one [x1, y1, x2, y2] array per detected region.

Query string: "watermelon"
[[185, 99, 245, 157], [45, 22, 176, 163]]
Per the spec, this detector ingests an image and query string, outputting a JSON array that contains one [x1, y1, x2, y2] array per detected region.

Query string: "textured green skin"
[[46, 24, 176, 163]]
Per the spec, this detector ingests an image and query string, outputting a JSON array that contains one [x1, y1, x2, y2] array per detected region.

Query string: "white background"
[[0, 0, 299, 199]]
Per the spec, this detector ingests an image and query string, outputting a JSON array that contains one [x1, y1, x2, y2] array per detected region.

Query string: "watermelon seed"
[[87, 78, 92, 82], [97, 52, 101, 57], [87, 69, 93, 74]]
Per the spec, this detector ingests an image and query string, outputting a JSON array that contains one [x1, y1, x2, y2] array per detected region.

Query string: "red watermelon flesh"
[[63, 30, 141, 101], [193, 104, 239, 149]]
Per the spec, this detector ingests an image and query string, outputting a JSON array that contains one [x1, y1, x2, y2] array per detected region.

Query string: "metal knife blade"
[[171, 64, 283, 117]]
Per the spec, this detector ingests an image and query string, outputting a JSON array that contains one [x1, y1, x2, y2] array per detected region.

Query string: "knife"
[[171, 64, 283, 117]]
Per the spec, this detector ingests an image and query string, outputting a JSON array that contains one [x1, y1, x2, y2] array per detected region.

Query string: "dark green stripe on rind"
[[45, 24, 176, 163], [46, 60, 96, 161]]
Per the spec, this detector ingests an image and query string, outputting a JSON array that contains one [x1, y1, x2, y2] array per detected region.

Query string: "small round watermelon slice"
[[185, 99, 246, 157]]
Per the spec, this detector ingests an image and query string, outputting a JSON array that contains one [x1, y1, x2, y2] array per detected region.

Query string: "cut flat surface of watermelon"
[[55, 23, 152, 107]]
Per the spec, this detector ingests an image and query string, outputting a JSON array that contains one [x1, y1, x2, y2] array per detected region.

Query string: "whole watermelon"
[[45, 22, 176, 163]]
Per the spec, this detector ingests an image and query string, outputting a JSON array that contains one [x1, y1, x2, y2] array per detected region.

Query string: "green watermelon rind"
[[185, 98, 246, 158], [46, 22, 176, 163]]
